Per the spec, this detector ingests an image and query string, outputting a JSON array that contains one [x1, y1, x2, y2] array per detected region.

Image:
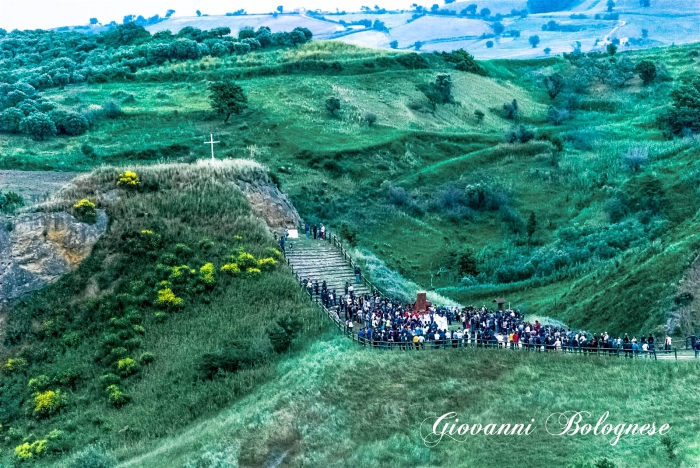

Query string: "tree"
[[325, 97, 341, 116], [544, 47, 551, 55], [19, 112, 56, 140], [390, 40, 398, 49], [486, 40, 494, 48], [455, 247, 478, 277], [196, 10, 201, 16], [480, 8, 491, 17], [89, 18, 99, 25], [636, 60, 657, 85], [607, 43, 617, 56], [424, 74, 454, 110], [54, 73, 70, 89], [527, 211, 537, 239], [610, 57, 636, 88], [209, 81, 248, 122], [547, 105, 569, 125], [492, 22, 505, 35], [529, 35, 540, 48], [663, 77, 700, 135], [362, 112, 378, 127], [0, 108, 24, 133], [503, 99, 519, 119], [414, 41, 423, 50], [607, 0, 615, 11], [277, 5, 284, 13], [543, 73, 565, 99], [51, 110, 89, 136], [641, 28, 649, 38], [165, 9, 176, 17]]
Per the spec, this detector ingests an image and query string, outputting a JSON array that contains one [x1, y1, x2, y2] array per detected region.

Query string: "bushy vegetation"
[[0, 161, 322, 464], [0, 24, 312, 141]]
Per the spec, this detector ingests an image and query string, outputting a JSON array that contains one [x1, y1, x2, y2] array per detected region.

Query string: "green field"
[[2, 30, 700, 467]]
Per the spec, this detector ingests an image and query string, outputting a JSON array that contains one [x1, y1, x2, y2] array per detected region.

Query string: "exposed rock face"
[[0, 210, 108, 302], [237, 180, 302, 232]]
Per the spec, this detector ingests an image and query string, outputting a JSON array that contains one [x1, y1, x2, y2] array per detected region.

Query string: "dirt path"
[[0, 170, 78, 204]]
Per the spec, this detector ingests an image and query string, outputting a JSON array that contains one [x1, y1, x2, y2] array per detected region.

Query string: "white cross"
[[204, 133, 220, 160]]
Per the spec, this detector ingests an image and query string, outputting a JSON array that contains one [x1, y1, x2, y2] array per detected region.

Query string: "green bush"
[[19, 112, 56, 140], [65, 444, 117, 468], [0, 107, 24, 133]]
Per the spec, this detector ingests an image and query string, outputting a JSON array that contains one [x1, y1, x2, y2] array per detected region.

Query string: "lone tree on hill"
[[529, 35, 540, 48], [607, 43, 617, 56], [209, 80, 248, 122], [543, 73, 565, 99], [424, 74, 454, 110], [607, 0, 615, 11], [636, 60, 657, 86], [503, 99, 519, 119], [326, 96, 341, 116]]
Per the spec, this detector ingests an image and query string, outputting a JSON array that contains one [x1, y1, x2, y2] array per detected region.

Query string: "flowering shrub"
[[247, 268, 262, 276], [133, 324, 146, 334], [117, 357, 139, 377], [257, 257, 278, 272], [106, 384, 129, 407], [28, 375, 50, 392], [14, 440, 48, 460], [33, 389, 67, 417], [141, 229, 154, 235], [117, 171, 140, 187], [236, 252, 258, 270], [3, 357, 27, 374], [170, 265, 190, 279], [199, 263, 215, 284], [156, 288, 183, 308], [73, 198, 97, 224], [220, 263, 240, 275]]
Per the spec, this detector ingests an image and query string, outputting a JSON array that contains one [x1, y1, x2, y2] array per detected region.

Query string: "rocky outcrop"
[[237, 180, 302, 232], [0, 210, 107, 302]]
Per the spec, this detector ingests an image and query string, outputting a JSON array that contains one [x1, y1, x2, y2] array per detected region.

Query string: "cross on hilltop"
[[204, 134, 220, 160]]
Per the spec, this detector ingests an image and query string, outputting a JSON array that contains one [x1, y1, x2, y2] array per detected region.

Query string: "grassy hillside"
[[3, 40, 699, 335], [122, 337, 700, 468], [0, 161, 324, 465], [1, 36, 700, 466]]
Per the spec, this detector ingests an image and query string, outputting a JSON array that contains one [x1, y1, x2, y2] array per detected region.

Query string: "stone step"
[[289, 260, 348, 271]]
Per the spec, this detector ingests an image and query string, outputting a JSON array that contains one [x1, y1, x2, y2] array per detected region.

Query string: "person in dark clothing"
[[354, 266, 361, 283], [313, 225, 318, 239]]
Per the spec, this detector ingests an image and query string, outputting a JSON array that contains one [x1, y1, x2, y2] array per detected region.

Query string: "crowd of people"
[[303, 279, 672, 356]]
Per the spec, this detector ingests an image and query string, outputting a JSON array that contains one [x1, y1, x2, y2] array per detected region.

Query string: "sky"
[[0, 0, 418, 31]]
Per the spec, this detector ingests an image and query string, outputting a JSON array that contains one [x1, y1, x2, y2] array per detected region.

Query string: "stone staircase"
[[283, 235, 373, 301]]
